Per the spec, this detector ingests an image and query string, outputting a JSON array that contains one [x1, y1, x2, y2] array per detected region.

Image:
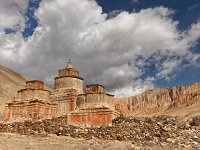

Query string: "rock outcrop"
[[116, 83, 200, 116]]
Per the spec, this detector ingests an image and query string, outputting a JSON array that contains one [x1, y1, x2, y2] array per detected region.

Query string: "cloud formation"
[[0, 0, 200, 97], [0, 0, 27, 31]]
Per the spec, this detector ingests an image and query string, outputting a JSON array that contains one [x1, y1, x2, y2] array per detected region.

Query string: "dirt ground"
[[0, 132, 175, 150], [0, 133, 136, 150]]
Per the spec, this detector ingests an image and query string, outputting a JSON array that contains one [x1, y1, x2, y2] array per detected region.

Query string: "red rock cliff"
[[116, 83, 200, 116]]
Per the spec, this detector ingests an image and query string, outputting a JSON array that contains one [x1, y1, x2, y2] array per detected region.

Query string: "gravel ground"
[[1, 132, 199, 150], [0, 133, 135, 150], [0, 133, 176, 150]]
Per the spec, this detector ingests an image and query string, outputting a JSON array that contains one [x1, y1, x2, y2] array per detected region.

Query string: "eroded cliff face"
[[116, 83, 200, 116]]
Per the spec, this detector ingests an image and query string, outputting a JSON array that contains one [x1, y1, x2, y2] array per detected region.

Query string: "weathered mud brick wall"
[[67, 108, 119, 127], [25, 80, 44, 89], [15, 80, 50, 102], [5, 80, 57, 121], [67, 84, 120, 127], [51, 62, 84, 116], [16, 89, 50, 102], [54, 62, 84, 94], [54, 77, 84, 94], [76, 84, 117, 108], [51, 89, 78, 116], [86, 84, 105, 94], [5, 101, 57, 121]]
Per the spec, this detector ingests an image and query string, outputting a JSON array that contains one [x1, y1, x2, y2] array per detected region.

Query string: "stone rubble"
[[0, 115, 199, 149]]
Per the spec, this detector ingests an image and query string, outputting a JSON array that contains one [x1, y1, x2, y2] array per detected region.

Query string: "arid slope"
[[0, 65, 29, 119]]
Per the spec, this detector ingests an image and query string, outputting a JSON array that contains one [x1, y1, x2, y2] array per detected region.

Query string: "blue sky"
[[98, 0, 200, 88], [4, 0, 41, 37], [1, 0, 200, 97], [17, 0, 200, 37], [97, 0, 200, 30]]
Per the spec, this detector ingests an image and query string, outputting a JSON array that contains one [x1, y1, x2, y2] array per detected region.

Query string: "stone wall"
[[1, 115, 200, 148], [0, 116, 68, 134]]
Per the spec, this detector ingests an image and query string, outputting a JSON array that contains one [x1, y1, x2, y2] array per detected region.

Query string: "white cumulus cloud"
[[0, 0, 200, 97]]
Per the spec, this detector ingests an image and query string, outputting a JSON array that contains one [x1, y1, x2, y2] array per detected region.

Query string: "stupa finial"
[[66, 58, 73, 69]]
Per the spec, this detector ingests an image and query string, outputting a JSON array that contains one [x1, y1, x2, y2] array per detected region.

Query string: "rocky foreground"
[[0, 115, 200, 149]]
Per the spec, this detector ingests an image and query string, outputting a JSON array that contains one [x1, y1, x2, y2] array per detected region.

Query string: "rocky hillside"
[[117, 83, 200, 117], [0, 65, 30, 119]]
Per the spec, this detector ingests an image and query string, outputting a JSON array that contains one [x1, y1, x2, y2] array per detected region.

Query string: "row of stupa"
[[4, 61, 128, 127]]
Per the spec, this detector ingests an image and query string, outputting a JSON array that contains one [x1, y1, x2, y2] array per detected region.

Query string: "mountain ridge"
[[116, 82, 200, 119]]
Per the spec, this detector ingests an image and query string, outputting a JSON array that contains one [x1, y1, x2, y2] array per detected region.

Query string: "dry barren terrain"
[[0, 133, 136, 150], [0, 65, 29, 119], [0, 132, 196, 150]]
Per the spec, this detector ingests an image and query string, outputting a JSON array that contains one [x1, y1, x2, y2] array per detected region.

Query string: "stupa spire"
[[66, 58, 73, 69]]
